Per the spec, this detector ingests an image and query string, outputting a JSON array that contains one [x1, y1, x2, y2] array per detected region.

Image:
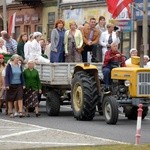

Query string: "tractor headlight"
[[124, 80, 130, 87]]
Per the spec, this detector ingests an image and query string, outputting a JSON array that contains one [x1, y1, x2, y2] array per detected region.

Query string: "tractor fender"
[[72, 63, 101, 95], [73, 63, 98, 77]]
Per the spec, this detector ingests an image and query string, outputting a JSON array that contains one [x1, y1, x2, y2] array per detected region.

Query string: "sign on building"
[[110, 19, 132, 32], [134, 0, 150, 20]]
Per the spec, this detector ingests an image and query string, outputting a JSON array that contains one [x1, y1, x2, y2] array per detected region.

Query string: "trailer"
[[35, 63, 103, 116]]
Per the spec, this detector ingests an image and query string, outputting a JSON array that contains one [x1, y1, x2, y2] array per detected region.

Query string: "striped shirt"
[[6, 38, 17, 54]]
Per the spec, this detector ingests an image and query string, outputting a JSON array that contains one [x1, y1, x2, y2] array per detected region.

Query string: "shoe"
[[18, 112, 25, 118], [10, 113, 14, 118], [36, 113, 41, 117], [14, 112, 18, 117], [104, 88, 111, 94]]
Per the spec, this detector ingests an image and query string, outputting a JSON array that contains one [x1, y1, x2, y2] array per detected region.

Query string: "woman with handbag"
[[64, 21, 83, 62]]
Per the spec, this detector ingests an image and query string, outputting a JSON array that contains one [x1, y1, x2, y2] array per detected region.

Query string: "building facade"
[[1, 0, 147, 57], [42, 0, 58, 39], [0, 1, 42, 39]]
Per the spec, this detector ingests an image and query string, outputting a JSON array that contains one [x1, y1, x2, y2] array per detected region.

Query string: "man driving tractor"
[[102, 42, 126, 92]]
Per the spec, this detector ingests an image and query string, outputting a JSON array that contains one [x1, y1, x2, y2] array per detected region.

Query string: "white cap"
[[33, 32, 42, 38], [130, 48, 137, 54], [144, 55, 149, 60], [27, 59, 34, 64], [1, 30, 7, 34]]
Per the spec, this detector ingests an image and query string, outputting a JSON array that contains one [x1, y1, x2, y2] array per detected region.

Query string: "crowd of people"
[[0, 15, 150, 117]]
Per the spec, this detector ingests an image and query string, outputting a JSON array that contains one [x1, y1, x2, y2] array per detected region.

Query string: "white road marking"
[[0, 119, 127, 145], [0, 129, 47, 139], [0, 119, 47, 129]]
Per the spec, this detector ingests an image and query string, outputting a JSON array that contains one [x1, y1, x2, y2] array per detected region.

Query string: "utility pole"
[[140, 0, 148, 67], [130, 1, 134, 48], [143, 0, 148, 55], [3, 0, 7, 31]]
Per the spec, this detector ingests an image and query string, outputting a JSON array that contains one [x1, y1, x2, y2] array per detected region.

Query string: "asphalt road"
[[0, 101, 150, 148]]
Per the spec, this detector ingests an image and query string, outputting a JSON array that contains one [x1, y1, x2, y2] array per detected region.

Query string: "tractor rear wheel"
[[71, 71, 98, 121], [125, 106, 149, 120], [102, 95, 118, 124]]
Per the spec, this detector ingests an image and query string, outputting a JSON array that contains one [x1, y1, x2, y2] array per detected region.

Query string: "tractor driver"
[[102, 42, 126, 92]]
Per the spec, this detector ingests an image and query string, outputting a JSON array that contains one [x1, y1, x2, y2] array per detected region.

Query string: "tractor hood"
[[111, 67, 150, 80]]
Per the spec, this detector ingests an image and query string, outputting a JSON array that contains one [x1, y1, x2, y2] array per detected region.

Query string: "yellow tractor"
[[71, 56, 150, 124]]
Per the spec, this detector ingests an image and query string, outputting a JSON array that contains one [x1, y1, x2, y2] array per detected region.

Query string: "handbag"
[[76, 46, 84, 53], [70, 31, 84, 53]]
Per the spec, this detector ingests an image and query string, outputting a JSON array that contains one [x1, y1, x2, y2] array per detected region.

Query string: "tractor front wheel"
[[102, 96, 118, 124]]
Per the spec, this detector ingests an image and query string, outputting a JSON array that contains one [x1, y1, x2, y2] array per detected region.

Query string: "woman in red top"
[[102, 42, 126, 91]]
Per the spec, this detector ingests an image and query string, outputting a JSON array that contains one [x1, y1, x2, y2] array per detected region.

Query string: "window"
[[35, 25, 42, 32]]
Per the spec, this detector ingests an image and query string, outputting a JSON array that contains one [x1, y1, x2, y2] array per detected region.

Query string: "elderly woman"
[[50, 19, 65, 63], [23, 60, 41, 117], [29, 32, 50, 64], [64, 21, 83, 62], [125, 48, 138, 65], [5, 54, 25, 117], [0, 38, 7, 54], [100, 23, 120, 61], [144, 55, 150, 68]]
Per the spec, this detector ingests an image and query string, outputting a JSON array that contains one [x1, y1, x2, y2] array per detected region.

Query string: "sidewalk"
[[0, 119, 123, 150]]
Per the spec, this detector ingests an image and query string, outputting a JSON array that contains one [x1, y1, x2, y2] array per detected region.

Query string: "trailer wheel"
[[102, 96, 118, 124], [46, 91, 60, 116], [71, 71, 98, 121], [125, 106, 149, 120]]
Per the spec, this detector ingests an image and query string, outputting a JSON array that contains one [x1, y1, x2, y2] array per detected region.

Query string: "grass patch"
[[27, 144, 150, 150]]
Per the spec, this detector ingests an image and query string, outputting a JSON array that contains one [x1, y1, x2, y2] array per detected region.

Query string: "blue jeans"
[[102, 67, 111, 87]]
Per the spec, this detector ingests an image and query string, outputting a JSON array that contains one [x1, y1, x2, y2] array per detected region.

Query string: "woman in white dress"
[[29, 32, 50, 64]]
